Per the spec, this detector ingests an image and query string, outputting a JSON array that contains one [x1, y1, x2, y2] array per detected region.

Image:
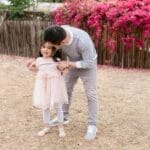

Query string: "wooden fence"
[[0, 20, 150, 68], [0, 20, 52, 57]]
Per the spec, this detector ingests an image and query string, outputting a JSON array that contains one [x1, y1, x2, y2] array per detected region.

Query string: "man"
[[44, 25, 98, 140]]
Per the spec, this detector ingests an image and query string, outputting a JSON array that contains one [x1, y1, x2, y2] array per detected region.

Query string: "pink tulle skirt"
[[32, 72, 68, 110]]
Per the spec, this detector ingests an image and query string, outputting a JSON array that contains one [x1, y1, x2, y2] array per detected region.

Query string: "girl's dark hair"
[[38, 46, 62, 62], [53, 48, 63, 62], [44, 26, 66, 45]]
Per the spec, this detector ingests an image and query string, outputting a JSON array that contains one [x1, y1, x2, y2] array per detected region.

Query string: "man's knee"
[[85, 88, 97, 99]]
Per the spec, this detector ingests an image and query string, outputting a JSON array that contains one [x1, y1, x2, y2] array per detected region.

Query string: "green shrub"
[[8, 0, 34, 19], [0, 3, 8, 10]]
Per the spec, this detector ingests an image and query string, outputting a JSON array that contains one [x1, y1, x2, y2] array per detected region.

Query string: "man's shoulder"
[[61, 25, 84, 32], [61, 25, 70, 28]]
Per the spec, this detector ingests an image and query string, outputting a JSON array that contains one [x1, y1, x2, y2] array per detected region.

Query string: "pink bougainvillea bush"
[[52, 0, 93, 29], [106, 0, 150, 48], [51, 0, 150, 68]]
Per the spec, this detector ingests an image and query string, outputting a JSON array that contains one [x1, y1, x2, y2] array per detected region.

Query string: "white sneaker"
[[49, 117, 69, 127], [85, 125, 97, 140], [38, 127, 50, 137]]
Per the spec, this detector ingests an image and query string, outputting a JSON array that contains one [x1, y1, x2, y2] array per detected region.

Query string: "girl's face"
[[40, 42, 53, 58]]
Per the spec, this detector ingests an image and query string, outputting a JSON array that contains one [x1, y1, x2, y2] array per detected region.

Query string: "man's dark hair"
[[44, 26, 67, 45]]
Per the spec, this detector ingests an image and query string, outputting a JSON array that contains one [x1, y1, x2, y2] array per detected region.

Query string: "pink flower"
[[105, 39, 117, 53], [143, 29, 150, 38], [121, 37, 134, 49], [135, 39, 145, 49]]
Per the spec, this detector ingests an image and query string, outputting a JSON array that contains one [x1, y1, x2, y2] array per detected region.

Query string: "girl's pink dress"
[[32, 57, 68, 110]]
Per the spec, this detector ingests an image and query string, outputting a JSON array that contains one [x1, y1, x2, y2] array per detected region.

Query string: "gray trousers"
[[63, 66, 98, 126]]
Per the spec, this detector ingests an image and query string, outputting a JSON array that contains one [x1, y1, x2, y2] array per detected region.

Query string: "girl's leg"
[[43, 108, 50, 124], [38, 108, 50, 136], [55, 104, 66, 137]]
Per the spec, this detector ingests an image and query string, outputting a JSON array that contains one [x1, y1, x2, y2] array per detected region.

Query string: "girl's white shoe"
[[38, 127, 50, 137], [59, 127, 66, 137]]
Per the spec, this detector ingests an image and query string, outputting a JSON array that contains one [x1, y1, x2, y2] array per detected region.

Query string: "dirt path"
[[0, 55, 150, 150]]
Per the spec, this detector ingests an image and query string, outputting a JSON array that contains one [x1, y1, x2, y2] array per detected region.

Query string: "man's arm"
[[75, 39, 97, 69]]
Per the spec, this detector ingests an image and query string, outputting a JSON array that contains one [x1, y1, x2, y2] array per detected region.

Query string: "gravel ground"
[[0, 55, 150, 150]]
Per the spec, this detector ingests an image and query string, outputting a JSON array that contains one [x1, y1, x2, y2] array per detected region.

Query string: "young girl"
[[28, 42, 68, 137]]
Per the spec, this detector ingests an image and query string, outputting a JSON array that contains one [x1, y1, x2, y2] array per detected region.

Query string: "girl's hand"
[[27, 60, 34, 68], [27, 61, 38, 72]]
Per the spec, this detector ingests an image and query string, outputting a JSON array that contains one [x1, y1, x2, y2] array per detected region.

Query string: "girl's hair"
[[52, 48, 63, 62], [44, 26, 66, 45], [38, 43, 62, 62]]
